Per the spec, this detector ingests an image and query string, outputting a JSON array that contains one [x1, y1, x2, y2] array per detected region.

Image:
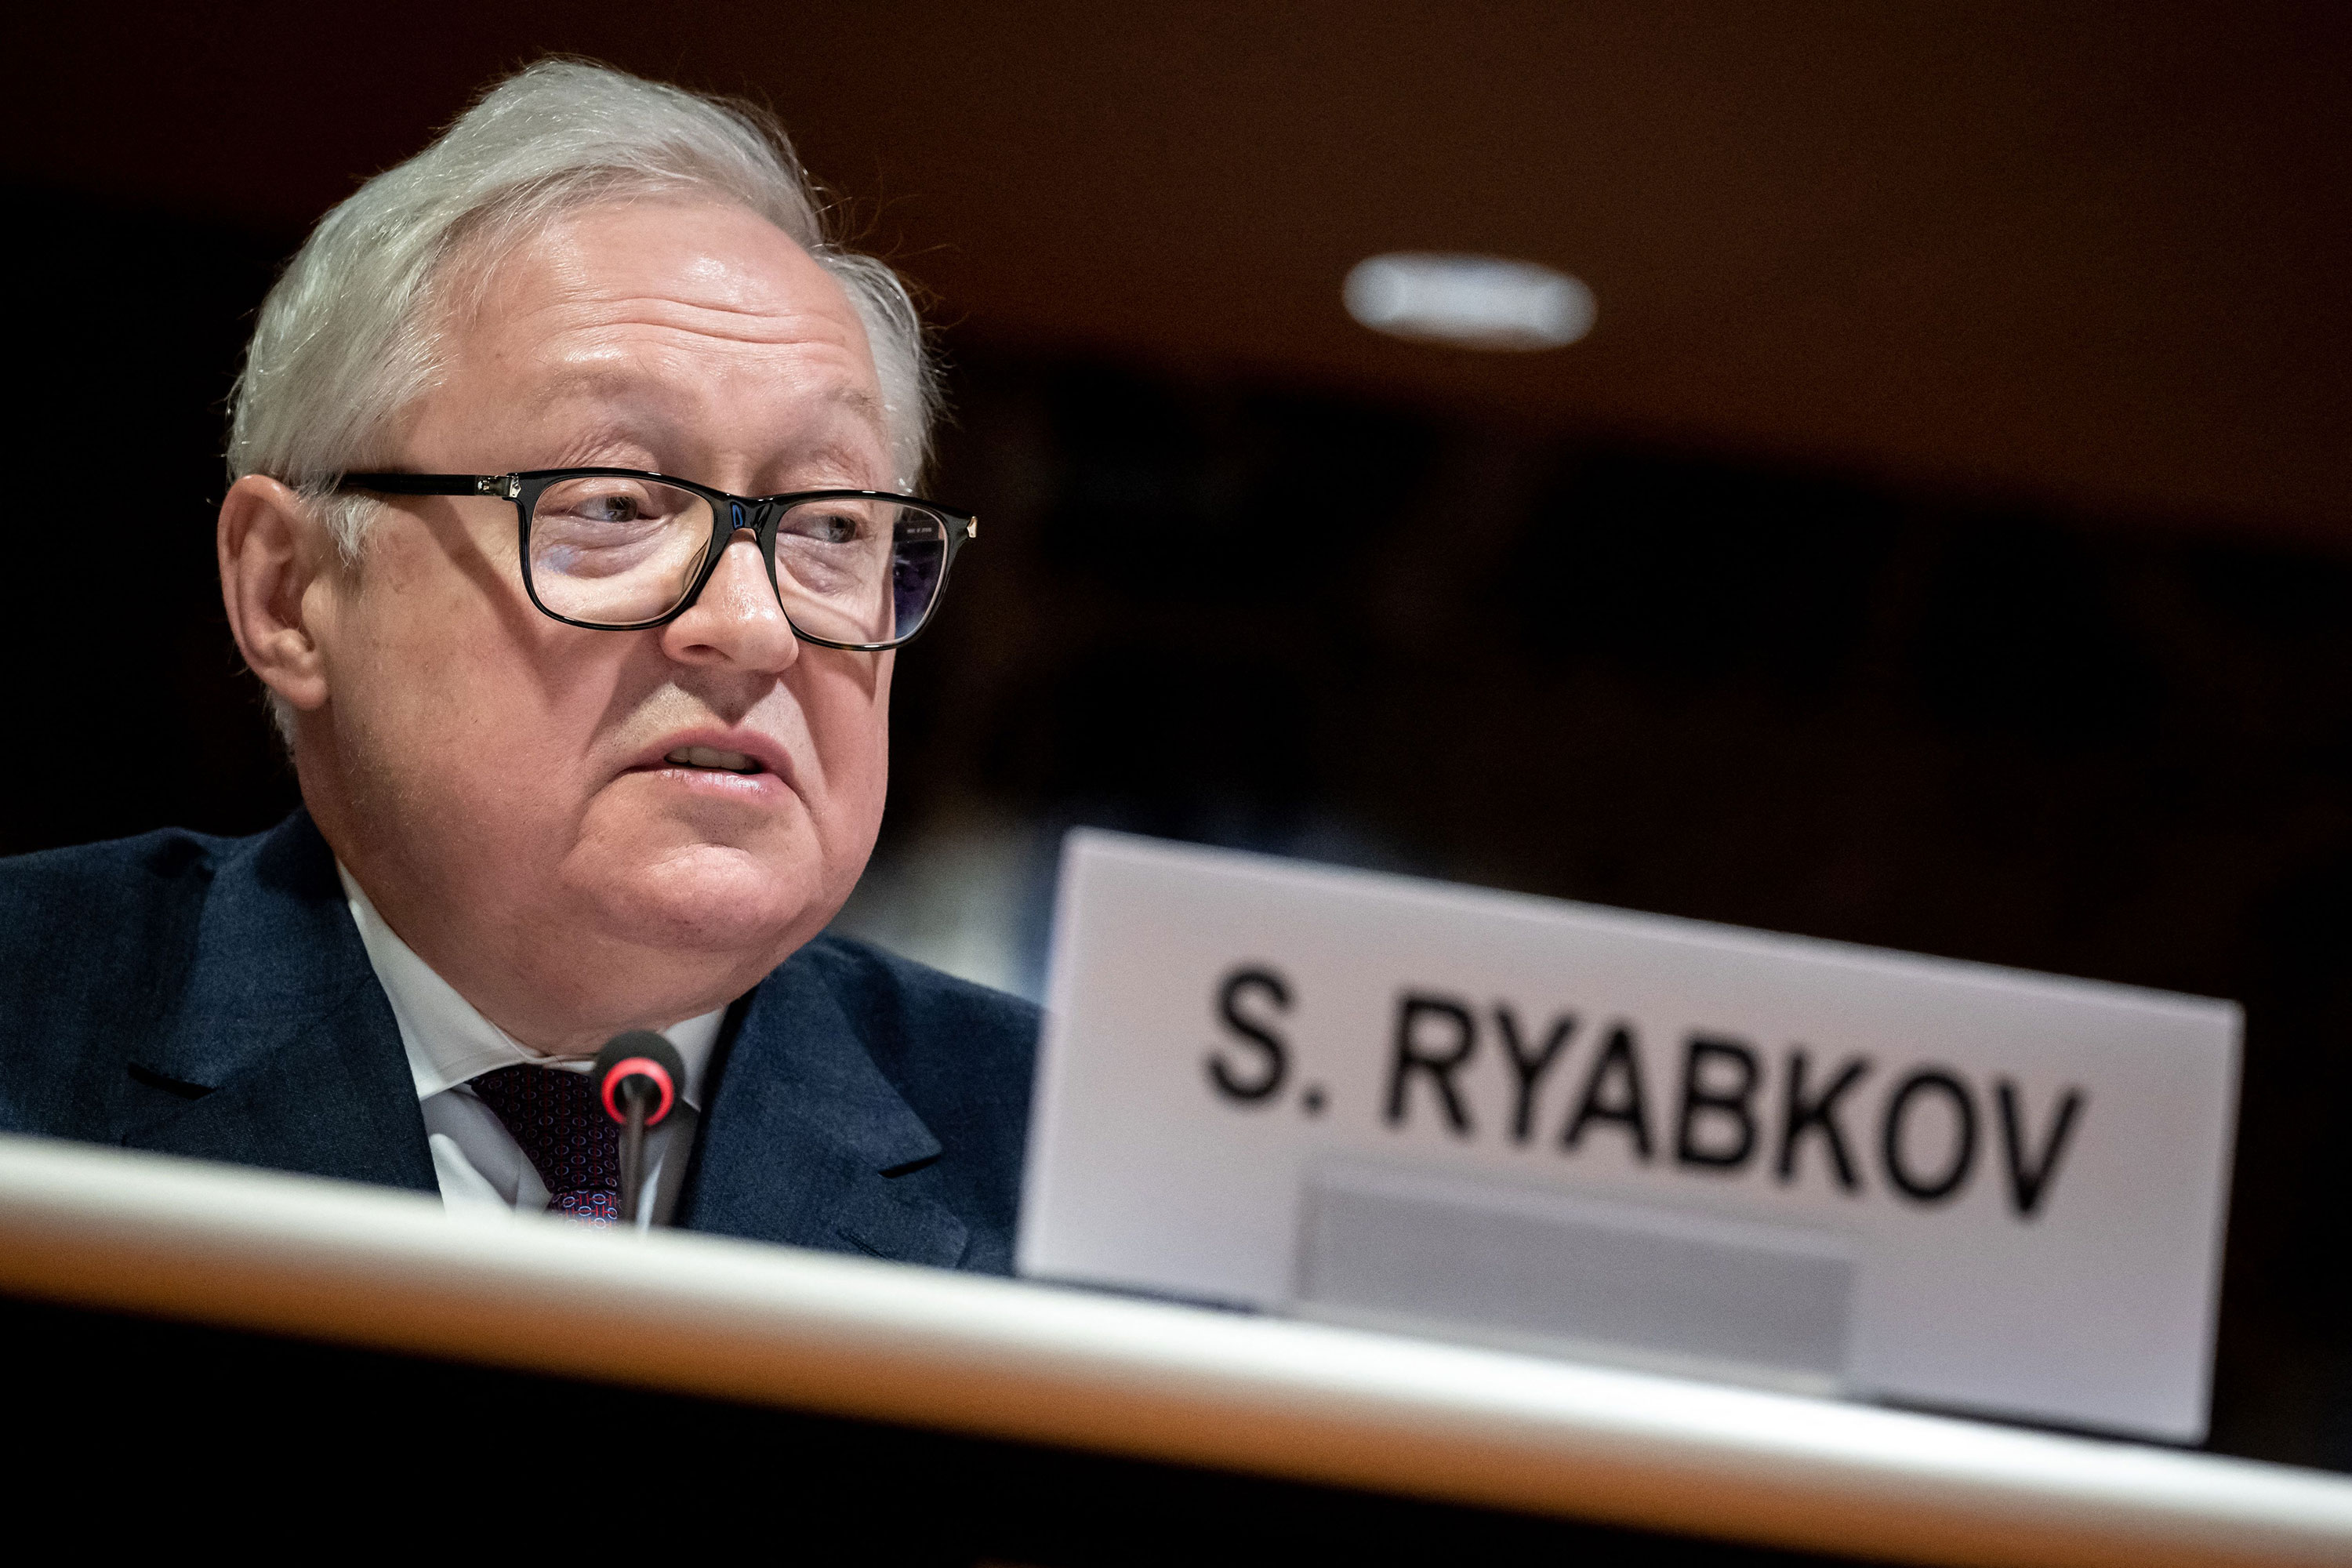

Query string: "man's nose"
[[658, 531, 799, 673]]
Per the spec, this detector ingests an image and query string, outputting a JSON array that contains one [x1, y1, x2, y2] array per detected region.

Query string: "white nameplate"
[[1019, 830, 2241, 1442]]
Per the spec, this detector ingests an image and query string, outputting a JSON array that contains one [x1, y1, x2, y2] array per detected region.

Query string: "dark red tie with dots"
[[470, 1065, 622, 1226]]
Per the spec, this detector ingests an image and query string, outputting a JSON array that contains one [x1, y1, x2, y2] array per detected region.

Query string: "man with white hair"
[[0, 60, 1035, 1270]]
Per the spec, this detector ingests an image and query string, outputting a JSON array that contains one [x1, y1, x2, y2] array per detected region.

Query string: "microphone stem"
[[619, 1093, 648, 1226]]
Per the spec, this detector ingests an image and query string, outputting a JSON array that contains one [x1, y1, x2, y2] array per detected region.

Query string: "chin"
[[586, 839, 835, 958]]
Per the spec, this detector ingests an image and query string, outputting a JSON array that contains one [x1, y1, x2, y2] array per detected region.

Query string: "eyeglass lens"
[[524, 476, 950, 643]]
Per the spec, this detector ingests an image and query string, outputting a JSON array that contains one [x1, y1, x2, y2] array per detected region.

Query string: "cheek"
[[798, 653, 893, 833], [334, 560, 619, 820]]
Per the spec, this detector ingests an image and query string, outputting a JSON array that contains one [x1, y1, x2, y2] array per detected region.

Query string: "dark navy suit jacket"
[[0, 811, 1040, 1274]]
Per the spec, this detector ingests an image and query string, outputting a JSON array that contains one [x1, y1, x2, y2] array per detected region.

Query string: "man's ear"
[[218, 475, 338, 715]]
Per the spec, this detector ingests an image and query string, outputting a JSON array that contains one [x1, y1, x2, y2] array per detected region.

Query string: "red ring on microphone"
[[601, 1057, 677, 1126]]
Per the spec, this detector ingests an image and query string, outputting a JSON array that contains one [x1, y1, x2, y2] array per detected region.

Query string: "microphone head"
[[594, 1029, 687, 1127]]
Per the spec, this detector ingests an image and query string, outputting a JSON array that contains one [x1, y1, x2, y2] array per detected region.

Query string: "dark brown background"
[[4, 2, 2347, 1472]]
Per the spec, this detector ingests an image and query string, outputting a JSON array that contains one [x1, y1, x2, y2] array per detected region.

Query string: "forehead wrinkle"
[[522, 365, 887, 445], [567, 292, 864, 349], [452, 197, 876, 370], [455, 205, 887, 443]]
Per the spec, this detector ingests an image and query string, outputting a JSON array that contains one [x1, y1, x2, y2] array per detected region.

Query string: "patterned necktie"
[[470, 1064, 621, 1225]]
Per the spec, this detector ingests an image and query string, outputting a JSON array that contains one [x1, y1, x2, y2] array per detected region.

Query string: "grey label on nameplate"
[[1296, 1163, 1853, 1392]]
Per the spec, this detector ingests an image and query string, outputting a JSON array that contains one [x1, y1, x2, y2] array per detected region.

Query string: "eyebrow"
[[532, 423, 893, 498], [524, 372, 891, 454], [531, 365, 880, 410], [826, 385, 888, 428]]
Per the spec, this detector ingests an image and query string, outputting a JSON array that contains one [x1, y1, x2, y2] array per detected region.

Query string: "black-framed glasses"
[[334, 469, 978, 650]]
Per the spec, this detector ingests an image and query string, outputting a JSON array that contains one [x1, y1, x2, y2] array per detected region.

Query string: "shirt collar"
[[337, 863, 724, 1108]]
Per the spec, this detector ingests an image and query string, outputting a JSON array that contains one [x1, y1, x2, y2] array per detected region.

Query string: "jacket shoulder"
[[0, 827, 244, 981], [0, 826, 241, 896], [0, 828, 245, 1134]]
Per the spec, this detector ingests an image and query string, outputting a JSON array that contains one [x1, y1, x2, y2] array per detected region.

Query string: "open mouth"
[[664, 745, 764, 775]]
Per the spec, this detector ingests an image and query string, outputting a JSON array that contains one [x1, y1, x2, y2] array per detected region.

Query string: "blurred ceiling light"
[[1344, 252, 1595, 350]]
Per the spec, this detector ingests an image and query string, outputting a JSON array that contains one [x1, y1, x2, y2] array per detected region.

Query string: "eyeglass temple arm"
[[336, 474, 516, 498]]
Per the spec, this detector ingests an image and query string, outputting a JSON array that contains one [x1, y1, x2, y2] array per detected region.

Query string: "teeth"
[[666, 746, 760, 774]]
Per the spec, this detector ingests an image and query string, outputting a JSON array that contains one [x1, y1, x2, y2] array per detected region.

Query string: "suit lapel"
[[680, 950, 968, 1268], [120, 811, 434, 1194], [106, 811, 960, 1245]]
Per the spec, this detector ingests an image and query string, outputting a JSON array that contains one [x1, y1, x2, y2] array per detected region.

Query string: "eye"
[[790, 512, 866, 550], [535, 477, 699, 534], [579, 492, 644, 524]]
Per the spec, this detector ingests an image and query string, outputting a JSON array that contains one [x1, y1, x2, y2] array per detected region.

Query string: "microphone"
[[595, 1030, 686, 1227]]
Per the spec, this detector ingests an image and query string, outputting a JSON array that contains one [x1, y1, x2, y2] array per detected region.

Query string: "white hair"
[[227, 58, 937, 558]]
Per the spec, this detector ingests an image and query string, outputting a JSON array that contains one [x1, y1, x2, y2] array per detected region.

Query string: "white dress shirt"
[[338, 866, 724, 1230]]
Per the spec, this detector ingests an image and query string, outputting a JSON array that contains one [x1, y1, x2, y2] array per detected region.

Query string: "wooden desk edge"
[[0, 1134, 2343, 1568]]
